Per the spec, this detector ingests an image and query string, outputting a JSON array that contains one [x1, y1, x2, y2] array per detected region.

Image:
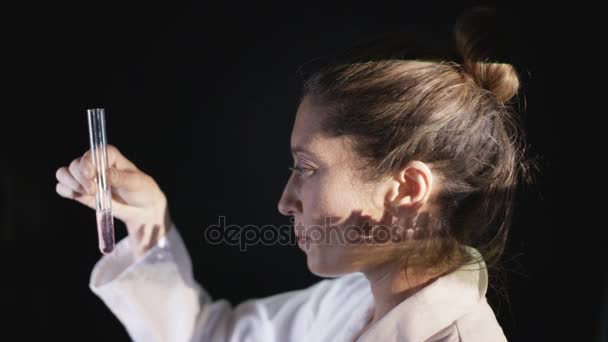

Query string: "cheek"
[[302, 172, 362, 227]]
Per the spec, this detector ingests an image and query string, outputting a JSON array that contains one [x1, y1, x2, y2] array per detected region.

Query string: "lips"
[[296, 235, 310, 248], [294, 228, 309, 245], [294, 220, 305, 237]]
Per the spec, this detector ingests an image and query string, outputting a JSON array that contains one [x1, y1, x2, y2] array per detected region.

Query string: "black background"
[[1, 0, 605, 341]]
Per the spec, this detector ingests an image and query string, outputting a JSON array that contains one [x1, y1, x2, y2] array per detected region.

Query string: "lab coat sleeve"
[[89, 223, 320, 342]]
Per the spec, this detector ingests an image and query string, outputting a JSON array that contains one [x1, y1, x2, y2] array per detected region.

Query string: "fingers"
[[79, 154, 96, 179], [56, 166, 90, 194], [55, 182, 96, 210], [55, 145, 152, 224], [81, 144, 138, 172], [56, 177, 135, 222], [69, 158, 95, 194], [62, 144, 138, 193]]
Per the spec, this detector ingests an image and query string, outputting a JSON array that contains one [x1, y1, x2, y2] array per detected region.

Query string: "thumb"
[[108, 167, 149, 191]]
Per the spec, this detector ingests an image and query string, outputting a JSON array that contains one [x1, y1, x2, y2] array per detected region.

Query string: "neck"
[[360, 261, 440, 331]]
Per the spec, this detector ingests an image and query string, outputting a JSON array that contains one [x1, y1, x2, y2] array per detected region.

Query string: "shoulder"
[[425, 297, 507, 342], [454, 297, 508, 341]]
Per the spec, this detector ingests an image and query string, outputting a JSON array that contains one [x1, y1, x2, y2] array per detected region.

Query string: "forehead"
[[291, 96, 323, 145], [291, 96, 353, 164]]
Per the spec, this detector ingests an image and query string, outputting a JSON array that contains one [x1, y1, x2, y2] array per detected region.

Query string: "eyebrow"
[[291, 145, 315, 156]]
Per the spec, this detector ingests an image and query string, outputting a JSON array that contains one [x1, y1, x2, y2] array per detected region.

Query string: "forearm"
[[90, 222, 207, 342]]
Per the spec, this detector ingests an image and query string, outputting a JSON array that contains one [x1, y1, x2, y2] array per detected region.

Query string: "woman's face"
[[277, 96, 397, 277]]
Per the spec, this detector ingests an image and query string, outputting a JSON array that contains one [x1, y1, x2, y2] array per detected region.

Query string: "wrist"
[[126, 205, 172, 258]]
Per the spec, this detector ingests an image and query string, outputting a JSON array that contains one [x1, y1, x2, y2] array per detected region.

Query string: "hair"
[[297, 7, 537, 276]]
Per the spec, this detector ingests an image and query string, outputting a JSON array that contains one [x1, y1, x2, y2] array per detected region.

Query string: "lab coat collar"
[[359, 247, 488, 341]]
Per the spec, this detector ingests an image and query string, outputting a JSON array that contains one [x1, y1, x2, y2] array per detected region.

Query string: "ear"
[[384, 160, 434, 216]]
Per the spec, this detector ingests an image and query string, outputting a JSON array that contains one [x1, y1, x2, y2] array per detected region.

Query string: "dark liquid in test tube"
[[97, 209, 115, 254]]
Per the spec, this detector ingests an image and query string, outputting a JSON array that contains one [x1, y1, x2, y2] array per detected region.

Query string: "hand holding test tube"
[[87, 108, 116, 254], [55, 110, 173, 257]]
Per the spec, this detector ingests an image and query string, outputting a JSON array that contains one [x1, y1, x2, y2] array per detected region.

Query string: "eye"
[[288, 164, 315, 177]]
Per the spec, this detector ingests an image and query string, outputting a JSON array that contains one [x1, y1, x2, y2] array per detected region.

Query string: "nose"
[[277, 181, 301, 217]]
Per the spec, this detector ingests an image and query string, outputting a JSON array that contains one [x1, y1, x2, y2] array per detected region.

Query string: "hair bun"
[[453, 7, 520, 104], [469, 62, 519, 103]]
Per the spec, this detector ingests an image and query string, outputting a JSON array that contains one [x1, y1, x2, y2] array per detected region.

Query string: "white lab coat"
[[90, 224, 508, 341]]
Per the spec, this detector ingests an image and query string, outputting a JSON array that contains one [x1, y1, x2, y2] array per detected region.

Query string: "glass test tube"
[[86, 108, 115, 254]]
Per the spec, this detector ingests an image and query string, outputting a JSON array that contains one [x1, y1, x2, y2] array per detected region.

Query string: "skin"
[[277, 95, 441, 340]]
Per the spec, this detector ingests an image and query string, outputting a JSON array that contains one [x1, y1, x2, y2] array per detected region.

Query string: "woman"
[[55, 8, 532, 342]]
